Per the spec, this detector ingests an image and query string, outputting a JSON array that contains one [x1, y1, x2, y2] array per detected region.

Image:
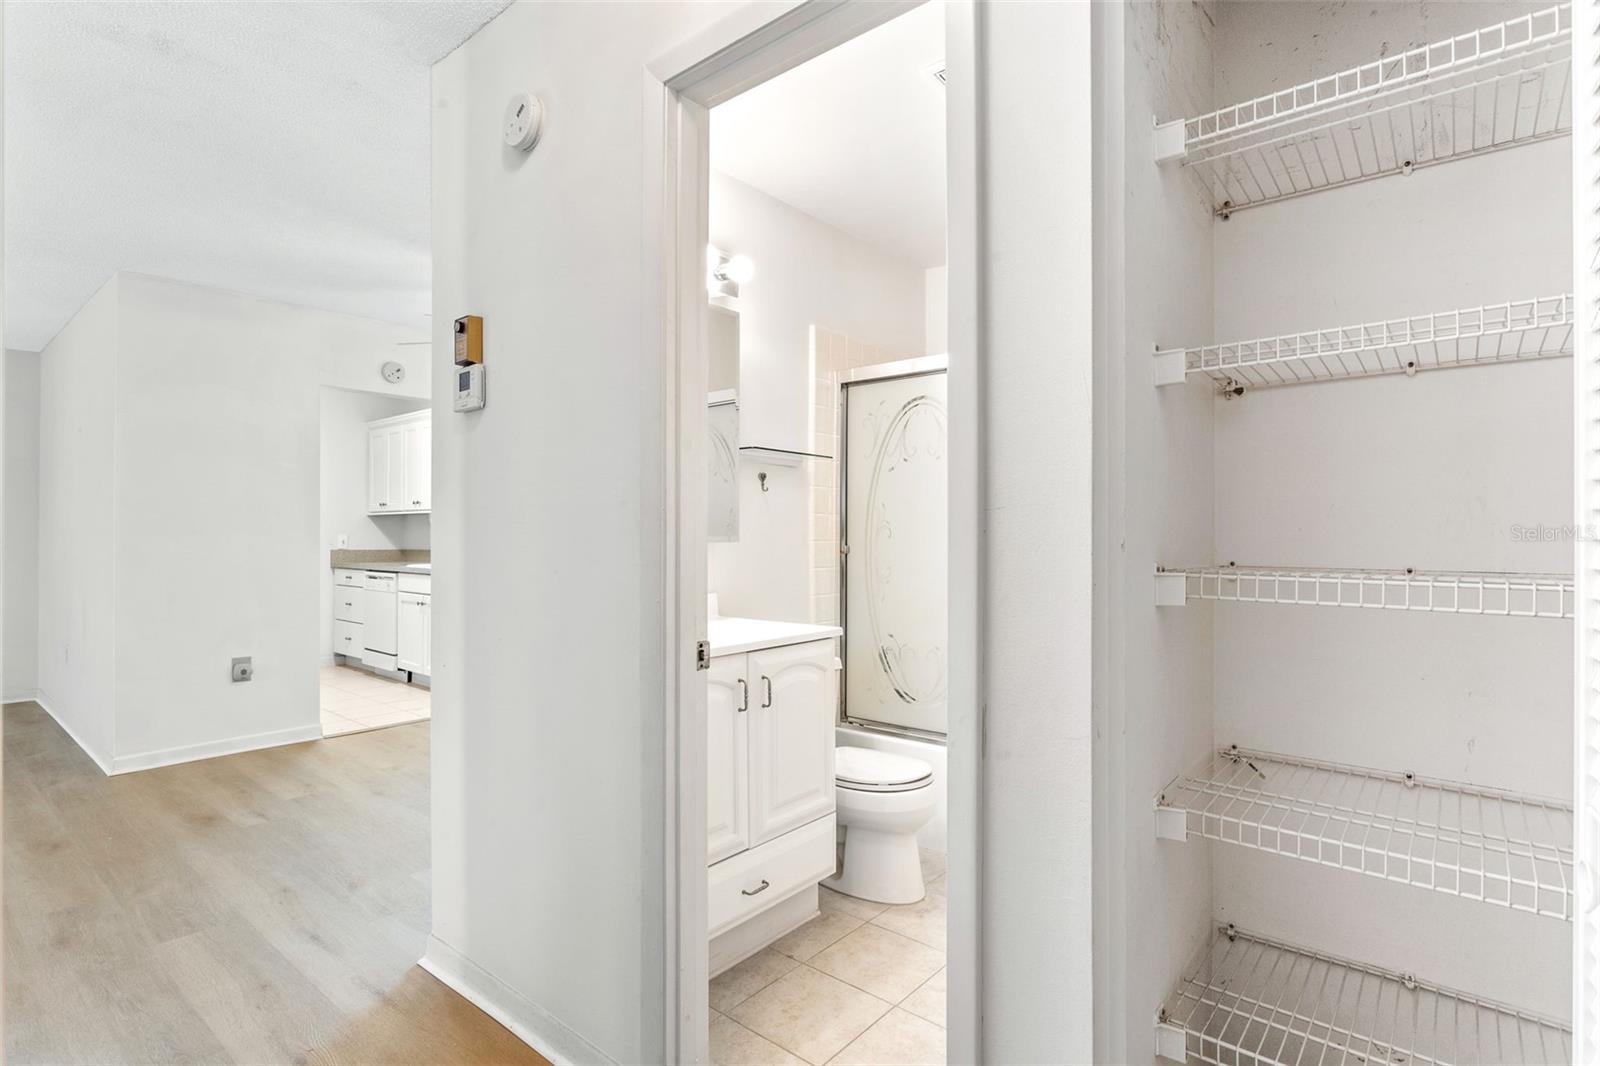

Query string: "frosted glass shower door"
[[842, 370, 947, 736]]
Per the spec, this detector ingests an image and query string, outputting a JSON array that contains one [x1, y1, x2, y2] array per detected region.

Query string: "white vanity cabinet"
[[367, 410, 431, 515], [705, 631, 838, 941]]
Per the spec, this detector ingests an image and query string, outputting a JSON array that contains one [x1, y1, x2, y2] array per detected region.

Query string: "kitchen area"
[[320, 392, 434, 737]]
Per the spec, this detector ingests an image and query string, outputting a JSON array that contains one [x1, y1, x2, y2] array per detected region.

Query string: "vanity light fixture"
[[707, 248, 755, 298]]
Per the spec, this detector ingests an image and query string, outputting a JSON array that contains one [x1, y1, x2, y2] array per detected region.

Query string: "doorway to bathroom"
[[649, 1, 978, 1062]]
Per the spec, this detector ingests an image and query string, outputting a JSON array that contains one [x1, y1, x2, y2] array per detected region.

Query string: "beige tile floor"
[[710, 851, 947, 1066], [320, 663, 431, 737]]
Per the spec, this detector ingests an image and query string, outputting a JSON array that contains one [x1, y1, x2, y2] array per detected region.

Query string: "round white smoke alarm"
[[381, 360, 406, 384], [504, 92, 545, 151]]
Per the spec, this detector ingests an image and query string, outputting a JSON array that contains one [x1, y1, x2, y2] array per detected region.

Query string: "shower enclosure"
[[840, 367, 948, 738]]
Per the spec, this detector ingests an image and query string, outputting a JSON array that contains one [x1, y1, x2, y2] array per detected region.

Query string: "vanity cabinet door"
[[707, 655, 750, 865], [747, 640, 836, 847]]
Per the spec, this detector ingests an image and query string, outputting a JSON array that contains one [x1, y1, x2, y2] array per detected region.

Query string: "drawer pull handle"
[[762, 676, 773, 708], [740, 880, 770, 897], [738, 678, 748, 712]]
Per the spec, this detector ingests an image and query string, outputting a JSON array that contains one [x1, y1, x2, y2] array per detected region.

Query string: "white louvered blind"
[[1575, 1, 1600, 1058]]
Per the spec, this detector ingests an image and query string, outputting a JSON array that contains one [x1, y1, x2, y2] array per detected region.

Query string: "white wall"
[[35, 272, 427, 773], [429, 4, 729, 1061], [979, 2, 1098, 1060], [924, 264, 947, 355], [37, 277, 120, 768], [318, 387, 430, 659], [5, 349, 40, 701], [706, 171, 924, 622], [1093, 3, 1219, 1061]]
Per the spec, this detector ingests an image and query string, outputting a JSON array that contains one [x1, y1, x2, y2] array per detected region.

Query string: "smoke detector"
[[381, 360, 406, 385]]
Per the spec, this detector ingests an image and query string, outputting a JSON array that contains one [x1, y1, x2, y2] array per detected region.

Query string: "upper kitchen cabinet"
[[367, 409, 431, 515]]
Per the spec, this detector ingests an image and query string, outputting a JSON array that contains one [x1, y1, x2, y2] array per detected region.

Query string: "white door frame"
[[643, 2, 984, 1061]]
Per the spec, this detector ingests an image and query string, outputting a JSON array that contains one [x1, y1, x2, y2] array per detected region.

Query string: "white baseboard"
[[3, 688, 39, 704], [30, 692, 115, 775], [110, 722, 324, 776], [419, 934, 617, 1066]]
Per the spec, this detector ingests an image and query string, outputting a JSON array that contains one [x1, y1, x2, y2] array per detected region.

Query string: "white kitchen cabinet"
[[404, 418, 431, 511], [397, 590, 431, 676], [706, 655, 750, 865], [367, 410, 431, 515], [746, 641, 836, 847]]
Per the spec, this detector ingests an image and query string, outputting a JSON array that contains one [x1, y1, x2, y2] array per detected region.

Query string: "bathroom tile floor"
[[320, 663, 430, 737], [710, 850, 948, 1066]]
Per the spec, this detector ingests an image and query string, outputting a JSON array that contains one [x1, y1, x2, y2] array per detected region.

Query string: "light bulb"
[[722, 254, 756, 284]]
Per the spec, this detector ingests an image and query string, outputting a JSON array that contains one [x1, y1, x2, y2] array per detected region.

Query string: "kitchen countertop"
[[708, 616, 841, 656], [335, 560, 431, 575]]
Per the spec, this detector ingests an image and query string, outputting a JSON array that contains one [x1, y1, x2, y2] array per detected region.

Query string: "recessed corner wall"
[[35, 271, 428, 774], [5, 349, 42, 703]]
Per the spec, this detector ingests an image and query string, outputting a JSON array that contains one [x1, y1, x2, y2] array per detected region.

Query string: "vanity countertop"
[[708, 616, 842, 657]]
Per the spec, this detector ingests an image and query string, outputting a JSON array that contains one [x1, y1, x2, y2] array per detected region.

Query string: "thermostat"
[[454, 363, 485, 412]]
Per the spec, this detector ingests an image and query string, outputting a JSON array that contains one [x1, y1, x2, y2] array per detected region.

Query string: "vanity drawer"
[[333, 620, 364, 660], [398, 573, 431, 595], [708, 814, 835, 938], [334, 567, 365, 589], [333, 589, 364, 623]]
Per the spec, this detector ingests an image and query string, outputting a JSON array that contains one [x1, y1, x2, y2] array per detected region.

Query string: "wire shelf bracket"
[[1153, 565, 1575, 618], [1156, 924, 1572, 1065], [1154, 5, 1573, 217], [1156, 746, 1575, 919], [1154, 294, 1574, 391]]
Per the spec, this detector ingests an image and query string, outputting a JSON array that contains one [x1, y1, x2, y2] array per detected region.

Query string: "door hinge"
[[696, 640, 711, 671]]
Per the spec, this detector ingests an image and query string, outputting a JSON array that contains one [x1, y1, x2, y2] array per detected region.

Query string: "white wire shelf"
[[1155, 746, 1574, 920], [1154, 6, 1572, 217], [1156, 924, 1572, 1065], [1154, 566, 1574, 619], [1154, 294, 1574, 391]]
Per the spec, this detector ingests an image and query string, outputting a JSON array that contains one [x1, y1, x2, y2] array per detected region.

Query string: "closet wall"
[[1116, 4, 1218, 1060], [1122, 1, 1575, 1060], [1210, 0, 1572, 1019]]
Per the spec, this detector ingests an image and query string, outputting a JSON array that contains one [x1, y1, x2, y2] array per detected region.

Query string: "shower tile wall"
[[809, 325, 910, 625]]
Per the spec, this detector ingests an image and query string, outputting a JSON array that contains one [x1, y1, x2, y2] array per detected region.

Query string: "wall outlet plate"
[[231, 656, 253, 683]]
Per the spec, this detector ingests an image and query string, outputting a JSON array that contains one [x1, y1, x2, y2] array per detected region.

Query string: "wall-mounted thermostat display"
[[454, 315, 483, 366], [454, 363, 485, 412], [503, 93, 545, 152]]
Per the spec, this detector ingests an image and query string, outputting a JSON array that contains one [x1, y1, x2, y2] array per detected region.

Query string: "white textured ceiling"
[[5, 0, 510, 352], [711, 1, 946, 270]]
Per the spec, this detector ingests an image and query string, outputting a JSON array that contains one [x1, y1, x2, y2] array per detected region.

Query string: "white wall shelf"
[[1154, 295, 1574, 391], [1154, 566, 1574, 618], [1154, 5, 1572, 217], [1155, 924, 1571, 1065], [1155, 746, 1574, 920]]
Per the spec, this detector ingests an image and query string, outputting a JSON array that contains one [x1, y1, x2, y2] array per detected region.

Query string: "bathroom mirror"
[[707, 303, 740, 542]]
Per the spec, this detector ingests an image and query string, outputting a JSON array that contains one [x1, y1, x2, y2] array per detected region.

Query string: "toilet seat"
[[835, 746, 933, 793]]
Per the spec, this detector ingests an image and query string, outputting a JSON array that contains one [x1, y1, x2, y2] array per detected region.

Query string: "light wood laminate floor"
[[3, 700, 548, 1066]]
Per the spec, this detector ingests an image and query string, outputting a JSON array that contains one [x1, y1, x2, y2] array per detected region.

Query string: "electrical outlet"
[[231, 657, 253, 683]]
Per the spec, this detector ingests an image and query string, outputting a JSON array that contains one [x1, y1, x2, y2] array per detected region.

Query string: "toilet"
[[825, 745, 937, 905]]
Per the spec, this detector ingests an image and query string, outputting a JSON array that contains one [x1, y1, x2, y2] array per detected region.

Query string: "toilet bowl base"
[[823, 825, 925, 905]]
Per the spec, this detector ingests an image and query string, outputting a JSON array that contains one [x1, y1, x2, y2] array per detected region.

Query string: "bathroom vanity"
[[705, 615, 841, 975]]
